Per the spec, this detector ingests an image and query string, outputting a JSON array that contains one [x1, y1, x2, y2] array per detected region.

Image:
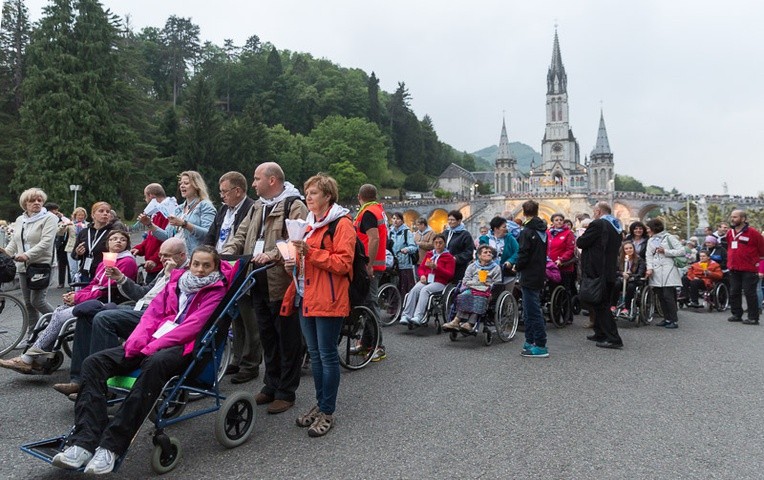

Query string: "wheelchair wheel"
[[495, 291, 518, 342], [713, 282, 730, 312], [570, 295, 581, 315], [0, 293, 28, 357], [441, 285, 457, 322], [377, 283, 402, 326], [150, 387, 189, 423], [549, 286, 571, 328], [449, 331, 458, 342], [337, 306, 379, 371], [151, 435, 182, 474], [483, 331, 493, 346], [214, 391, 256, 449], [639, 286, 656, 325], [40, 351, 64, 374], [60, 320, 76, 359]]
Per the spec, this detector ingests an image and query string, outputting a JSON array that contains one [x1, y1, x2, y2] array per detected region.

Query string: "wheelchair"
[[21, 257, 261, 475], [514, 279, 573, 328], [377, 265, 403, 326], [612, 279, 654, 326], [446, 278, 519, 346], [337, 305, 381, 370], [0, 291, 29, 357], [677, 280, 729, 313], [401, 282, 457, 334]]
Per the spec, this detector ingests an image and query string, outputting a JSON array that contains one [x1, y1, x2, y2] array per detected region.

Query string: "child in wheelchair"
[[611, 240, 646, 318], [442, 245, 501, 332]]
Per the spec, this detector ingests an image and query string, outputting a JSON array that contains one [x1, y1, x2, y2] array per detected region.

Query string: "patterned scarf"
[[178, 269, 223, 294]]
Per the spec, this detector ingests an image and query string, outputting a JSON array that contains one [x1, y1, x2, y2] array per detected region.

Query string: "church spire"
[[547, 28, 567, 95], [497, 116, 512, 161], [591, 110, 611, 155]]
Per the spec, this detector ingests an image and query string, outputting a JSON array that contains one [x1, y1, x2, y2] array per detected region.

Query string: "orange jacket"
[[281, 215, 356, 318], [353, 202, 388, 272], [686, 260, 723, 290]]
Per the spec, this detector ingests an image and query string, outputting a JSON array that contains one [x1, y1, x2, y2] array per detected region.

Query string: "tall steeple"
[[591, 110, 611, 155], [497, 116, 512, 161], [547, 28, 567, 95]]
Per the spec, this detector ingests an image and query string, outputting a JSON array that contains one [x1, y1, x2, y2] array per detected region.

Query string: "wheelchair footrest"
[[20, 435, 73, 467]]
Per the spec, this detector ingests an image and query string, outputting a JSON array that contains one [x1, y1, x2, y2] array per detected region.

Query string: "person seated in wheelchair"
[[50, 245, 233, 474], [399, 234, 455, 326], [0, 230, 137, 375], [442, 244, 501, 332], [680, 250, 723, 308], [610, 240, 646, 317]]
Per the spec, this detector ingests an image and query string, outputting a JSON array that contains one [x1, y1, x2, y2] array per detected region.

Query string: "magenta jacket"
[[123, 260, 234, 358], [73, 254, 138, 304]]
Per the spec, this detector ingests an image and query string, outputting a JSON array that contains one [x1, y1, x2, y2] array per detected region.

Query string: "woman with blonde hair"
[[2, 188, 59, 341], [150, 170, 215, 254]]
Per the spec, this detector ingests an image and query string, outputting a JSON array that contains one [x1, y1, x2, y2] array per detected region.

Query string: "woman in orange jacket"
[[281, 174, 355, 438], [681, 250, 724, 307]]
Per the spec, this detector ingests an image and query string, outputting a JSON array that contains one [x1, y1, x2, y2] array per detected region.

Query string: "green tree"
[[161, 15, 200, 106], [265, 124, 307, 184], [403, 172, 429, 192], [367, 71, 381, 125], [329, 160, 367, 201], [176, 74, 223, 180], [0, 0, 31, 112], [614, 174, 646, 192]]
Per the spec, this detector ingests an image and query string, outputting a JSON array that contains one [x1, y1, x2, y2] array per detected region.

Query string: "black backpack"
[[323, 216, 370, 307], [0, 251, 16, 283]]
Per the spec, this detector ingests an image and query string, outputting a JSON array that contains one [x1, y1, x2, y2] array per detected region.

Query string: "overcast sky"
[[23, 0, 764, 196]]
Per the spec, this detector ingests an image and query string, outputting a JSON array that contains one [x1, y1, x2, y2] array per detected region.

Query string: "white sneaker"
[[399, 315, 410, 325], [52, 445, 93, 470], [83, 447, 116, 474]]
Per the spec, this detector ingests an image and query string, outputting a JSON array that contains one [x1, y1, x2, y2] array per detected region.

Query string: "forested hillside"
[[0, 0, 478, 219]]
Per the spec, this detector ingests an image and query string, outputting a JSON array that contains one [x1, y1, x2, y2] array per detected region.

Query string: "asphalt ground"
[[1, 285, 763, 480]]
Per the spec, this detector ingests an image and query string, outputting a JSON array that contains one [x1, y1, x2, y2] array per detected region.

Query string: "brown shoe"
[[267, 399, 295, 414], [584, 321, 594, 329], [0, 356, 38, 374], [459, 322, 474, 332], [53, 382, 80, 396], [255, 392, 274, 405], [441, 320, 461, 331], [296, 405, 320, 427]]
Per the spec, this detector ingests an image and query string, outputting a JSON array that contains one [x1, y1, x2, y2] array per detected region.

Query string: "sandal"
[[295, 405, 320, 428], [308, 412, 333, 437]]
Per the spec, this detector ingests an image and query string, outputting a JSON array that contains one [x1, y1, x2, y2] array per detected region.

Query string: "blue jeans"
[[299, 301, 344, 415], [522, 287, 546, 348]]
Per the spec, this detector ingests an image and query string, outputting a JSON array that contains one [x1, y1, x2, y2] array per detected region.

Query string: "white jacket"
[[646, 232, 684, 287], [4, 212, 58, 273]]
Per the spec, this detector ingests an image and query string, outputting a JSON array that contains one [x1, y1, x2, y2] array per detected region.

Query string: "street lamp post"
[[69, 184, 82, 211]]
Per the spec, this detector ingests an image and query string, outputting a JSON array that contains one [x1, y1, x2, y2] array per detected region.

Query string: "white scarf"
[[260, 182, 302, 207], [303, 203, 350, 240], [22, 208, 49, 225]]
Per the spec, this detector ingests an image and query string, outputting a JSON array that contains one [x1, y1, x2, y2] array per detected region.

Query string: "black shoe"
[[224, 364, 240, 375], [231, 368, 259, 384], [664, 322, 678, 329], [595, 341, 623, 349], [687, 303, 701, 308], [742, 319, 760, 325], [727, 316, 742, 322], [655, 320, 670, 327], [586, 334, 606, 342]]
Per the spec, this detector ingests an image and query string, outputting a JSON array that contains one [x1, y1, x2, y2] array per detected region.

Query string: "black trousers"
[[681, 277, 706, 304], [654, 286, 678, 322], [253, 296, 303, 401], [70, 345, 189, 455], [56, 243, 68, 286], [591, 282, 623, 345], [729, 270, 760, 320]]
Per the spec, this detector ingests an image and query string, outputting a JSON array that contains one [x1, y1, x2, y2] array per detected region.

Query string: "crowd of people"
[[1, 167, 763, 474]]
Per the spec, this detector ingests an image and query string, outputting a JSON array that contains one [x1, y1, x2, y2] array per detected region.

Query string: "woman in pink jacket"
[[0, 230, 137, 375], [50, 245, 233, 474]]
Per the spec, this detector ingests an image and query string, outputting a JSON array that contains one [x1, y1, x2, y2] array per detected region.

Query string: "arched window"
[[593, 170, 599, 191]]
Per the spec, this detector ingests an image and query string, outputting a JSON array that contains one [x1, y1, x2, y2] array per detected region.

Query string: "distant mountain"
[[471, 142, 542, 173]]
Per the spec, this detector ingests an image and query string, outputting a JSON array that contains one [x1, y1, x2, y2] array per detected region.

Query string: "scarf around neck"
[[178, 269, 223, 294], [22, 208, 49, 225], [304, 203, 350, 240], [260, 181, 302, 207]]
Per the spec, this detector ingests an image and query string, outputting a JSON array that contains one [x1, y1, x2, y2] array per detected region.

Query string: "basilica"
[[493, 30, 614, 195]]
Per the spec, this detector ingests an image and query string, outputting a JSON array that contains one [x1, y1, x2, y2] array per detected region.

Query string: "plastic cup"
[[478, 270, 488, 283], [102, 252, 117, 268]]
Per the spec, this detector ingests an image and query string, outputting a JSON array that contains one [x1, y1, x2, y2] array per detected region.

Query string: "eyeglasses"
[[219, 187, 239, 197]]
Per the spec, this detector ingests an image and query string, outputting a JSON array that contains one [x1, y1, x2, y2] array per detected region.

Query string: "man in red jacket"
[[726, 209, 764, 324]]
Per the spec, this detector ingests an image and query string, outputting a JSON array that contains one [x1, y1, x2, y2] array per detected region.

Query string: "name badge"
[[83, 257, 93, 270], [152, 320, 178, 339], [134, 300, 144, 311], [731, 241, 738, 249], [427, 273, 435, 283], [253, 239, 265, 255]]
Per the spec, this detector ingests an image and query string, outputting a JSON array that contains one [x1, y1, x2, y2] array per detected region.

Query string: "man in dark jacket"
[[444, 210, 475, 282], [515, 200, 549, 358], [577, 201, 624, 348]]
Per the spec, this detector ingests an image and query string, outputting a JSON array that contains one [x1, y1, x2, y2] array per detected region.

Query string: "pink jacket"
[[123, 260, 234, 358], [73, 254, 138, 304]]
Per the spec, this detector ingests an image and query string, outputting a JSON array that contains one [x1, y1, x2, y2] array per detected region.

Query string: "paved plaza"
[[1, 285, 763, 479]]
